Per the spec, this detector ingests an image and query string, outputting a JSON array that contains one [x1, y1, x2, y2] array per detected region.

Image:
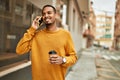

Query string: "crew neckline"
[[43, 28, 62, 33]]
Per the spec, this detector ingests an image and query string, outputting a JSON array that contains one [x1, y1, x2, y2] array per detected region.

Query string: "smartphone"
[[39, 17, 43, 26], [38, 17, 46, 30]]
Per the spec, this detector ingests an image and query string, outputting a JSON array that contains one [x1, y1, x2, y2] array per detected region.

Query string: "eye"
[[42, 11, 53, 16], [47, 11, 52, 14], [42, 13, 45, 16]]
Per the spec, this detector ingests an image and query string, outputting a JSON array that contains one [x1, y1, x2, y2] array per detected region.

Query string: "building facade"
[[113, 0, 120, 50], [95, 13, 114, 48], [0, 0, 90, 79], [82, 1, 96, 48]]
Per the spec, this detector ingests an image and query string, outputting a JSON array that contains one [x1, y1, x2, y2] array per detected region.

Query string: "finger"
[[35, 16, 42, 21], [55, 60, 61, 64], [50, 57, 56, 61], [50, 60, 57, 64], [33, 16, 40, 24], [33, 21, 39, 26]]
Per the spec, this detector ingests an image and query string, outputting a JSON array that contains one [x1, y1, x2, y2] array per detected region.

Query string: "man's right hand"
[[32, 16, 42, 29]]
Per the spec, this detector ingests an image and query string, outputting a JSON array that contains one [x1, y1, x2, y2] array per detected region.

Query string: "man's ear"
[[55, 13, 57, 19]]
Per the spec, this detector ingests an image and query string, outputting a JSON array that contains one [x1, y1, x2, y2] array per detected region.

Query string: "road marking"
[[99, 74, 120, 79], [97, 68, 114, 72], [110, 56, 119, 61], [102, 55, 111, 60], [96, 58, 120, 79], [106, 60, 120, 77]]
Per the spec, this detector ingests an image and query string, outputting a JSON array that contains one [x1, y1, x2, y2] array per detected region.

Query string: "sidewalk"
[[65, 49, 97, 80]]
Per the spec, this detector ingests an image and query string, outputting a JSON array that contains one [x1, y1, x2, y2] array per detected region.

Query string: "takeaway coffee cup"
[[49, 50, 57, 58], [49, 50, 58, 64]]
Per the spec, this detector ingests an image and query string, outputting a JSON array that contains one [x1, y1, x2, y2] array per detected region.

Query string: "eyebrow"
[[42, 10, 54, 14]]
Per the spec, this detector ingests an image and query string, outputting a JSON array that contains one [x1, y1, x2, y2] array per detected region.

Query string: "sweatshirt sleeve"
[[62, 32, 78, 67], [16, 27, 36, 54]]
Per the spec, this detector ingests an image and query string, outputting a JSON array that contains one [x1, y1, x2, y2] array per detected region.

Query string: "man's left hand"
[[49, 56, 63, 64]]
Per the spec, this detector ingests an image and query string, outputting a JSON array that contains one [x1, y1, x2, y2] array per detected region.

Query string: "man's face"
[[42, 7, 56, 25]]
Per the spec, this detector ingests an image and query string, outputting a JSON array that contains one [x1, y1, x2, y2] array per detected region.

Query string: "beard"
[[45, 20, 56, 27]]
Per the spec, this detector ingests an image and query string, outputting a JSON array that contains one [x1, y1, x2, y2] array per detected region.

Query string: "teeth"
[[46, 19, 49, 21]]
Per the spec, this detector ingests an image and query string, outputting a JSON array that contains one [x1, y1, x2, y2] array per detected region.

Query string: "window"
[[104, 34, 111, 38], [105, 29, 110, 32], [106, 24, 111, 27], [0, 0, 10, 11], [26, 3, 32, 19], [15, 4, 23, 15], [73, 9, 75, 31]]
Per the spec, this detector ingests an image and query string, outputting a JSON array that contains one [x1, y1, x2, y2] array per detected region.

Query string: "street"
[[0, 47, 120, 80], [0, 0, 120, 80], [66, 47, 120, 80]]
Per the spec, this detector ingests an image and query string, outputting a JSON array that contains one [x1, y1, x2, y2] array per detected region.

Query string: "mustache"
[[46, 23, 52, 26]]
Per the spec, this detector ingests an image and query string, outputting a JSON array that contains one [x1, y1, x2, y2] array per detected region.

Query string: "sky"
[[92, 0, 116, 16]]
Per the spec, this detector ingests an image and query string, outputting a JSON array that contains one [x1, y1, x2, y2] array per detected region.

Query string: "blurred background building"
[[113, 0, 120, 50], [95, 13, 114, 49], [82, 1, 96, 48]]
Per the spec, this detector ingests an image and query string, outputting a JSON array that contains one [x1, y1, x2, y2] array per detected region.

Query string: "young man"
[[16, 5, 77, 80]]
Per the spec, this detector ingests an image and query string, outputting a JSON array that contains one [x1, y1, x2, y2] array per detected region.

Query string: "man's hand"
[[49, 55, 63, 64], [32, 16, 42, 29]]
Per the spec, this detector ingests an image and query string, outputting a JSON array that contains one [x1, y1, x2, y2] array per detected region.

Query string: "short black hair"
[[42, 5, 56, 14]]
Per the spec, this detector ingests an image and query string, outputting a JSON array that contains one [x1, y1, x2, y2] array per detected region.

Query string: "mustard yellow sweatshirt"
[[16, 27, 77, 80]]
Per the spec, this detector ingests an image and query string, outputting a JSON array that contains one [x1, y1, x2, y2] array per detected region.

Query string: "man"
[[16, 5, 77, 80]]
